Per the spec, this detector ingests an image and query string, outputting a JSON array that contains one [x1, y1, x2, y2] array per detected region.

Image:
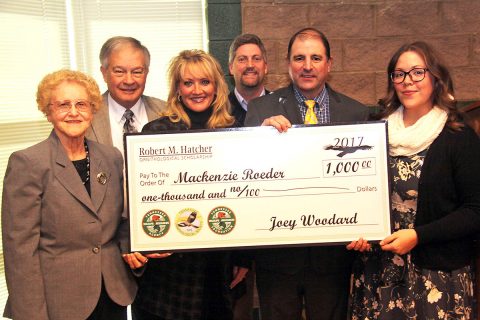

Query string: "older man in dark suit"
[[86, 36, 165, 157], [245, 28, 369, 320]]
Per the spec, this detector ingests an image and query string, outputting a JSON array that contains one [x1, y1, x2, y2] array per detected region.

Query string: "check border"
[[125, 121, 391, 252]]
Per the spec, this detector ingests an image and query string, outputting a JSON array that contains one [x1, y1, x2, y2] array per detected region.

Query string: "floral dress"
[[350, 150, 476, 320]]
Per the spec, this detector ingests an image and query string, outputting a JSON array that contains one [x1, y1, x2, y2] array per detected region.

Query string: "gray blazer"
[[245, 83, 369, 274], [86, 92, 166, 146], [2, 131, 137, 320]]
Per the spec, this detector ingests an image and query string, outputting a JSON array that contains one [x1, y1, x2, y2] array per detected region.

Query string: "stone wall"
[[240, 0, 480, 106], [208, 0, 242, 89]]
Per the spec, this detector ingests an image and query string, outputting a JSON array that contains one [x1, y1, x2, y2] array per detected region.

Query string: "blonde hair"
[[163, 49, 234, 128], [36, 69, 102, 115]]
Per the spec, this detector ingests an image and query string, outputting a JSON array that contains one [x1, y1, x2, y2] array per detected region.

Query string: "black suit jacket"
[[229, 89, 270, 127], [246, 84, 367, 126], [245, 84, 369, 274]]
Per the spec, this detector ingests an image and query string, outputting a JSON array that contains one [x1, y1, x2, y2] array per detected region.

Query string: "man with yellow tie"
[[245, 28, 368, 320]]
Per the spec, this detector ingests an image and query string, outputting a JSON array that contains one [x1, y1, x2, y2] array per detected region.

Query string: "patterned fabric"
[[304, 100, 318, 124], [293, 85, 330, 124], [133, 251, 234, 320], [123, 109, 138, 133], [351, 150, 476, 320]]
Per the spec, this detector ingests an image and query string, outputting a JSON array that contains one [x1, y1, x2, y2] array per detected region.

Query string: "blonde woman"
[[128, 50, 247, 320]]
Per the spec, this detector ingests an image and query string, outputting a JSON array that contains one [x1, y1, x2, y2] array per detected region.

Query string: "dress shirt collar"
[[292, 84, 327, 105], [107, 94, 144, 124], [234, 87, 266, 112]]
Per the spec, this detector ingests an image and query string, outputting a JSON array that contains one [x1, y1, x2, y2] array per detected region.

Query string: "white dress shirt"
[[234, 87, 266, 111], [107, 94, 149, 158]]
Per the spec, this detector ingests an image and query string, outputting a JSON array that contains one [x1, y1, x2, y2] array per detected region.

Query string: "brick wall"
[[241, 0, 480, 106]]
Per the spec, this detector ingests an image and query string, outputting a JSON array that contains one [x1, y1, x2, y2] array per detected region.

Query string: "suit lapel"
[[144, 96, 164, 121], [229, 92, 242, 111], [282, 85, 303, 125], [229, 92, 246, 125], [88, 141, 109, 213], [90, 93, 113, 145], [327, 85, 342, 123], [51, 133, 97, 214], [144, 96, 155, 121]]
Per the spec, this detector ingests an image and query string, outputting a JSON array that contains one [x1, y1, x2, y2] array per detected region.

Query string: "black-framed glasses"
[[390, 68, 429, 84], [50, 100, 92, 113]]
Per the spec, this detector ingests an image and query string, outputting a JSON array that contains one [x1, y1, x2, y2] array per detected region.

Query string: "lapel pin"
[[97, 172, 107, 185]]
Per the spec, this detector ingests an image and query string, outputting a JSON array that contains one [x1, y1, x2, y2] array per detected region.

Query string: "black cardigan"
[[412, 124, 480, 271]]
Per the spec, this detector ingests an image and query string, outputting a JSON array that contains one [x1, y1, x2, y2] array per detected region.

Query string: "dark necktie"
[[123, 109, 138, 133]]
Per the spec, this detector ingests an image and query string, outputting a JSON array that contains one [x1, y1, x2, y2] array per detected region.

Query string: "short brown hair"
[[228, 33, 267, 64], [287, 28, 331, 60]]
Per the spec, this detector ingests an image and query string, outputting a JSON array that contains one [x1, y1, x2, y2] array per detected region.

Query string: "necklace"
[[83, 139, 90, 185], [72, 139, 90, 185]]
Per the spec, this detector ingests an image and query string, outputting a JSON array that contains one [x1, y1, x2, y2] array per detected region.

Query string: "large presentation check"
[[125, 121, 391, 252]]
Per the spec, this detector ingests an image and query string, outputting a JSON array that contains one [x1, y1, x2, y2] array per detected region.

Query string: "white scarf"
[[386, 106, 448, 156]]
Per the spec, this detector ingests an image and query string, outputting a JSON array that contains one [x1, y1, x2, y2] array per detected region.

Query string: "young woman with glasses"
[[123, 49, 249, 320], [349, 41, 480, 320]]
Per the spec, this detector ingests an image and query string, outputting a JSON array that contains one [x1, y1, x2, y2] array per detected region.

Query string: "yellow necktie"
[[304, 100, 318, 124]]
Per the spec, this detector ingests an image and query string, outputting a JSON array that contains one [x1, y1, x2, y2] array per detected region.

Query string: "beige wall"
[[241, 0, 480, 106]]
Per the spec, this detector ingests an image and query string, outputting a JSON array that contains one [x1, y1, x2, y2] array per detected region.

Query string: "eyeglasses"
[[390, 68, 429, 84], [50, 100, 92, 113], [111, 68, 146, 79]]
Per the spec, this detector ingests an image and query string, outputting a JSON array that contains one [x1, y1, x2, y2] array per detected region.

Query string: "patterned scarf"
[[386, 105, 448, 156]]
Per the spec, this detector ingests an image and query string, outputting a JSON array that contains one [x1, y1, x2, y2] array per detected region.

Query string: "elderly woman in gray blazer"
[[1, 70, 137, 320]]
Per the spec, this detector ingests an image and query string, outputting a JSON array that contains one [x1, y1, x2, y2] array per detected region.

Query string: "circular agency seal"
[[142, 209, 170, 238], [208, 206, 236, 235], [175, 208, 203, 236]]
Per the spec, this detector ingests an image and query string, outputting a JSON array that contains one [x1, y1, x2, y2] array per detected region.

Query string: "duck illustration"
[[178, 211, 199, 228], [217, 211, 227, 229], [151, 215, 162, 232]]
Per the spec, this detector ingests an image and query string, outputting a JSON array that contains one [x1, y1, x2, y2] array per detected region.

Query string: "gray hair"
[[228, 33, 267, 64], [99, 36, 151, 68]]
